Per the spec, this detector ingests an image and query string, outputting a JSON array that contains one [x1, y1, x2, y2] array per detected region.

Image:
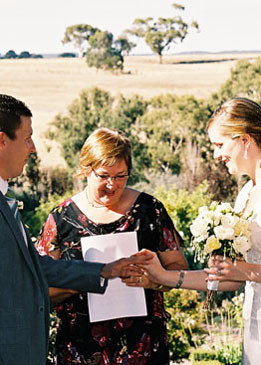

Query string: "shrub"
[[58, 52, 77, 58], [26, 191, 73, 238], [190, 348, 217, 362], [154, 181, 212, 269], [164, 289, 206, 362], [154, 181, 212, 246]]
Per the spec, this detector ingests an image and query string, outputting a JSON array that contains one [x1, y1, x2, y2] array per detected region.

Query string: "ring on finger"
[[138, 277, 143, 283], [217, 268, 221, 276]]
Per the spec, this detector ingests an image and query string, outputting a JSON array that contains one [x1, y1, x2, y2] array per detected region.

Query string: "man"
[[0, 94, 144, 364]]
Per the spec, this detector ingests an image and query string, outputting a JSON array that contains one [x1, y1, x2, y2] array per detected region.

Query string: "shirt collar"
[[0, 176, 8, 195]]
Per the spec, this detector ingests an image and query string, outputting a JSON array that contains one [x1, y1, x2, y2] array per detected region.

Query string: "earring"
[[244, 145, 249, 160]]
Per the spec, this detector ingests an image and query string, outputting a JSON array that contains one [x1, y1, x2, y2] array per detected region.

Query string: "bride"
[[124, 97, 261, 365]]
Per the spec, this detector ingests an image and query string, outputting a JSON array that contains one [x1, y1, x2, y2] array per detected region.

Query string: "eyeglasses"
[[92, 169, 129, 182]]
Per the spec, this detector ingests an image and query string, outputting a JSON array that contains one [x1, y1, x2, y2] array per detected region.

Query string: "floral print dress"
[[37, 192, 183, 365]]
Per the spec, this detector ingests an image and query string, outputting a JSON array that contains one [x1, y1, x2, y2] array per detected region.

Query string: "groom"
[[0, 94, 145, 365]]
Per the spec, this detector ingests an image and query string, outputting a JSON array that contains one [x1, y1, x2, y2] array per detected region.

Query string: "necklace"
[[85, 189, 105, 209]]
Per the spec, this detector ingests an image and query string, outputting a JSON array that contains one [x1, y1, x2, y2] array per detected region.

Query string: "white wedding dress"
[[234, 180, 261, 365]]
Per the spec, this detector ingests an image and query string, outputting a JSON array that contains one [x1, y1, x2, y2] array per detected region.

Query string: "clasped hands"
[[101, 249, 163, 289]]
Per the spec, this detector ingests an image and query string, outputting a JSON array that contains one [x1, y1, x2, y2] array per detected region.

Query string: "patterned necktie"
[[5, 188, 23, 232]]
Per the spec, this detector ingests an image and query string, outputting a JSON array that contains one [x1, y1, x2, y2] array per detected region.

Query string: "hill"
[[0, 53, 260, 167]]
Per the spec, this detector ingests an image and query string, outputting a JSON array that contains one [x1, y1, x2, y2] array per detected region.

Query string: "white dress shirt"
[[0, 175, 28, 246]]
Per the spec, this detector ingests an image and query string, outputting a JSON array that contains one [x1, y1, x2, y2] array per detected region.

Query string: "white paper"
[[81, 231, 147, 322]]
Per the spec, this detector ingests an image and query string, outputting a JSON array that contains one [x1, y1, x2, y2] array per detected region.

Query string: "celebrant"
[[36, 127, 187, 365]]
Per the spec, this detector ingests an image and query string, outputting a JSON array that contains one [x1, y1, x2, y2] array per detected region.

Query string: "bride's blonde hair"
[[208, 97, 261, 148]]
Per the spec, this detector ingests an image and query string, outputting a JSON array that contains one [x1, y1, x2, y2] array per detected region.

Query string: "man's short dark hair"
[[0, 94, 32, 140]]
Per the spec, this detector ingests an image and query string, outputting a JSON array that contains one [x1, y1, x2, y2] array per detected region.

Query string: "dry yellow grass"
[[0, 53, 260, 167]]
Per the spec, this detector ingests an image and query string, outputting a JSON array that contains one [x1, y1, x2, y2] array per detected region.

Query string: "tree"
[[86, 31, 135, 72], [63, 24, 135, 71], [46, 87, 114, 170], [4, 50, 17, 59], [212, 57, 261, 104], [138, 94, 209, 175], [62, 24, 99, 57], [114, 35, 136, 56], [18, 51, 31, 59], [45, 87, 149, 183], [86, 30, 123, 71], [58, 52, 76, 58], [126, 3, 199, 63]]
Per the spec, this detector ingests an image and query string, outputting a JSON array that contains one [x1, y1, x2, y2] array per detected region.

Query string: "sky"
[[0, 0, 260, 56]]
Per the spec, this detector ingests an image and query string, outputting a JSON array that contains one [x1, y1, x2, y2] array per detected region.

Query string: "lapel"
[[25, 225, 48, 289], [0, 191, 43, 285]]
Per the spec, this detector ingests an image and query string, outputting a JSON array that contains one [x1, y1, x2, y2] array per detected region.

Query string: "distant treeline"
[[0, 50, 78, 59], [0, 50, 43, 59]]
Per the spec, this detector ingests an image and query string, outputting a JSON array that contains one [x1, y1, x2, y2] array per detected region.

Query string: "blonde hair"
[[208, 97, 261, 147], [77, 127, 132, 178]]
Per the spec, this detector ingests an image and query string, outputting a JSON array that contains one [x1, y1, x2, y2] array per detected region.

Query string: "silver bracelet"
[[175, 270, 185, 289]]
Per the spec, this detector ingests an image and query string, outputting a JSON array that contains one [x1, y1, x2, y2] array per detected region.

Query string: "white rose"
[[233, 236, 252, 257], [212, 211, 222, 226], [234, 218, 250, 237], [194, 232, 209, 243], [198, 206, 209, 217], [210, 201, 218, 210], [214, 225, 234, 240], [221, 214, 239, 228], [190, 216, 209, 237], [216, 202, 233, 213]]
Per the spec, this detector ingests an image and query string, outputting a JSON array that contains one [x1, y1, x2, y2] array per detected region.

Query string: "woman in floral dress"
[[37, 127, 188, 365]]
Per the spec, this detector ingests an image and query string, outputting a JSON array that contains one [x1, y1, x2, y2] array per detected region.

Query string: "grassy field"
[[0, 53, 260, 167]]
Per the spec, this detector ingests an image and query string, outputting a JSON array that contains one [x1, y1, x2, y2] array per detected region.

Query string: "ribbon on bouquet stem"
[[203, 269, 219, 310], [207, 274, 219, 291]]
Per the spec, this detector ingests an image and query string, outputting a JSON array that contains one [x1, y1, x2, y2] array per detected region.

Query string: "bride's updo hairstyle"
[[76, 127, 132, 178], [208, 97, 261, 148]]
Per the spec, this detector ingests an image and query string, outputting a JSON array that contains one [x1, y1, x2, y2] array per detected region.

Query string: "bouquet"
[[190, 201, 252, 308]]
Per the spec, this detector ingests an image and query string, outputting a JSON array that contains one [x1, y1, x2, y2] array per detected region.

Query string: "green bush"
[[190, 348, 217, 362], [154, 181, 212, 246], [191, 361, 222, 365], [164, 289, 206, 362], [215, 342, 242, 365], [154, 181, 212, 269], [27, 191, 73, 238]]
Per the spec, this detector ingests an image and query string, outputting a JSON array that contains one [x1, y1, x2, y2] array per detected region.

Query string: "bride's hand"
[[125, 249, 166, 285], [121, 271, 161, 289], [205, 255, 246, 281]]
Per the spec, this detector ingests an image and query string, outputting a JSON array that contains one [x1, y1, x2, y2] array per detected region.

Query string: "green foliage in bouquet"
[[164, 289, 207, 362]]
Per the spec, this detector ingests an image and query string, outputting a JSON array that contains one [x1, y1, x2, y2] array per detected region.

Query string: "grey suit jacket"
[[0, 192, 107, 365]]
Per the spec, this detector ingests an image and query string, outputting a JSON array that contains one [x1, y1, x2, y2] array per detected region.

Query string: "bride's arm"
[[122, 250, 243, 291]]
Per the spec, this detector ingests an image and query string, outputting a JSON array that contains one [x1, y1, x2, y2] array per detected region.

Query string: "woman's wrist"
[[175, 270, 185, 289]]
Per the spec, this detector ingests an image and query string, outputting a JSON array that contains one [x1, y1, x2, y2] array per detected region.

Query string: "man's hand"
[[100, 253, 153, 279]]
